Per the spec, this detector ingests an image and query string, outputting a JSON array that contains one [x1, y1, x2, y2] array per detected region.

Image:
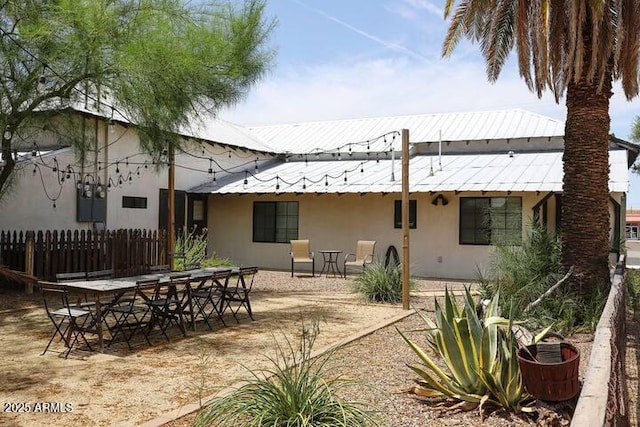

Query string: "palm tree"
[[443, 1, 640, 296]]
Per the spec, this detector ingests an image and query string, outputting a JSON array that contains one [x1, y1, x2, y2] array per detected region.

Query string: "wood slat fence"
[[0, 229, 168, 281]]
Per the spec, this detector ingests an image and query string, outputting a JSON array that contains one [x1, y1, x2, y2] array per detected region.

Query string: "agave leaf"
[[436, 310, 475, 391], [443, 288, 459, 320], [407, 365, 461, 398], [409, 384, 445, 398], [533, 324, 554, 344], [397, 329, 451, 381]]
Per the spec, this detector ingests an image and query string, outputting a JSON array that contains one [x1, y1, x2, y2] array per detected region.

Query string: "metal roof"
[[191, 149, 629, 195], [248, 109, 566, 154]]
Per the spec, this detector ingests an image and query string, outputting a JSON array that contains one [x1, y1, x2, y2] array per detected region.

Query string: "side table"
[[319, 250, 342, 277]]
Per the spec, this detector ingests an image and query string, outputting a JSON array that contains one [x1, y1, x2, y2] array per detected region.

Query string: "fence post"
[[25, 231, 35, 294]]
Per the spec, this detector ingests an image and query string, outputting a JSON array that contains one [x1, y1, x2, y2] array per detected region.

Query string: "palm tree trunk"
[[562, 75, 612, 296]]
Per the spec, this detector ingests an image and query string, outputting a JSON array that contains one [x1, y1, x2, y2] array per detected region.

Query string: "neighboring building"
[[627, 209, 640, 240], [1, 108, 637, 280]]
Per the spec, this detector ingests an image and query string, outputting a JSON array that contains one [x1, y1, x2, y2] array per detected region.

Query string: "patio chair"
[[343, 240, 376, 278], [56, 271, 95, 308], [144, 273, 189, 341], [56, 272, 87, 283], [221, 266, 258, 323], [39, 281, 94, 358], [190, 269, 232, 330], [106, 279, 153, 350], [86, 269, 114, 280], [150, 264, 170, 273], [290, 240, 314, 277]]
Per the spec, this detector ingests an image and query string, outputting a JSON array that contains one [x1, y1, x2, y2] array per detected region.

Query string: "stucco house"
[[0, 108, 636, 280]]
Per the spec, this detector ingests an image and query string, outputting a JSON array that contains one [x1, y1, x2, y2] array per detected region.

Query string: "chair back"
[[355, 240, 376, 263], [39, 281, 70, 314], [290, 240, 310, 259], [87, 269, 114, 280], [237, 266, 258, 292], [56, 272, 86, 283], [150, 264, 170, 273]]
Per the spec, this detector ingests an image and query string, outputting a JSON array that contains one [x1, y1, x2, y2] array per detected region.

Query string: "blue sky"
[[219, 0, 640, 207]]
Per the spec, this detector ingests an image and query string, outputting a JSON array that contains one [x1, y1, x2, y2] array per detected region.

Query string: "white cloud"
[[222, 56, 567, 125]]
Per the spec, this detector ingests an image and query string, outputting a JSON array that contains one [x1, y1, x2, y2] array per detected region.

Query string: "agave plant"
[[398, 289, 536, 413]]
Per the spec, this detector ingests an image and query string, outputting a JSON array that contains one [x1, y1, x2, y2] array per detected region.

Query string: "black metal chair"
[[190, 269, 232, 330], [144, 273, 189, 341], [40, 281, 94, 358], [86, 269, 114, 280], [56, 272, 87, 283], [106, 279, 153, 349], [221, 267, 258, 323]]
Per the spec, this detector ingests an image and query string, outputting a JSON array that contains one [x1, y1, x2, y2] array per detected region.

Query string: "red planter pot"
[[516, 342, 580, 401]]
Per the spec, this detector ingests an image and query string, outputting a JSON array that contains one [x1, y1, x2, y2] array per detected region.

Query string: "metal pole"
[[168, 142, 176, 270], [402, 129, 410, 310]]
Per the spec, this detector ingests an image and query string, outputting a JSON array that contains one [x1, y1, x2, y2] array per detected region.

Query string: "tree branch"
[[523, 266, 574, 314]]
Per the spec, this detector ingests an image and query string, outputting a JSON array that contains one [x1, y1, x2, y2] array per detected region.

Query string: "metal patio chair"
[[144, 273, 189, 341], [290, 240, 314, 277], [343, 240, 376, 278], [221, 266, 258, 323], [40, 281, 94, 358], [106, 279, 153, 349], [190, 269, 232, 330]]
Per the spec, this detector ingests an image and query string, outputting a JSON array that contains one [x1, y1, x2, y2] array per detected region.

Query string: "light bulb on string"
[[348, 144, 352, 156], [276, 176, 280, 190], [344, 170, 347, 184], [302, 177, 306, 190], [243, 170, 248, 187], [376, 153, 380, 163], [325, 175, 328, 187], [255, 159, 259, 172], [115, 162, 120, 173], [360, 162, 364, 173], [337, 148, 341, 160]]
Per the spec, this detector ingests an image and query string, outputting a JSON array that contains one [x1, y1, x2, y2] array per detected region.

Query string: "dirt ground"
[[0, 271, 424, 427]]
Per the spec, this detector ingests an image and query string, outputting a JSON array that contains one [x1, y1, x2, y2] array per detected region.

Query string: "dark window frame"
[[459, 197, 522, 245], [394, 199, 417, 229], [253, 201, 299, 243], [122, 196, 148, 209]]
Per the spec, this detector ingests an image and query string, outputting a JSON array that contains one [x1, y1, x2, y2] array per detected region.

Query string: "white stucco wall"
[[0, 119, 274, 232], [206, 191, 563, 280]]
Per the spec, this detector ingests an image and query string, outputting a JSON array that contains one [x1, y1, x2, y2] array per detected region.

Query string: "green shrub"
[[353, 262, 407, 303], [195, 321, 379, 427], [480, 220, 606, 333], [174, 228, 234, 269]]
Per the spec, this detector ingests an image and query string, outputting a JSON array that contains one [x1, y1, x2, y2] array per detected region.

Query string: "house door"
[[187, 194, 208, 233], [158, 189, 186, 234]]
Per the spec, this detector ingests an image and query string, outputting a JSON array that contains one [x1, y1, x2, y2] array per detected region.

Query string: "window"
[[394, 200, 417, 229], [460, 197, 522, 245], [122, 196, 147, 209], [253, 201, 298, 243]]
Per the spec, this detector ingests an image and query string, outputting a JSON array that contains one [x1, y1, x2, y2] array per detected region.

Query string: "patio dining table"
[[41, 267, 238, 352]]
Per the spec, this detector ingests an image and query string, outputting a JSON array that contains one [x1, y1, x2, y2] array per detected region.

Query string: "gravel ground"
[[164, 271, 594, 427]]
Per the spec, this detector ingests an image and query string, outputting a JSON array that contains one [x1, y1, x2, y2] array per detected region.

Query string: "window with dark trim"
[[253, 201, 299, 243], [122, 196, 148, 209], [394, 200, 417, 229], [460, 197, 522, 245]]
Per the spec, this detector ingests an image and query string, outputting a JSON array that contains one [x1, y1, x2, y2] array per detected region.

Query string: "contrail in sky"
[[291, 0, 430, 62]]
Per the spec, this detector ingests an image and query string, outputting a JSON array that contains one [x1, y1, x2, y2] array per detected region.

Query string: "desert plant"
[[481, 220, 606, 333], [353, 262, 408, 303], [195, 321, 379, 427], [398, 289, 536, 414], [174, 227, 208, 270]]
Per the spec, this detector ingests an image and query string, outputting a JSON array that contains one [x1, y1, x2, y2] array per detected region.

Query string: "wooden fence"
[[0, 229, 168, 281]]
